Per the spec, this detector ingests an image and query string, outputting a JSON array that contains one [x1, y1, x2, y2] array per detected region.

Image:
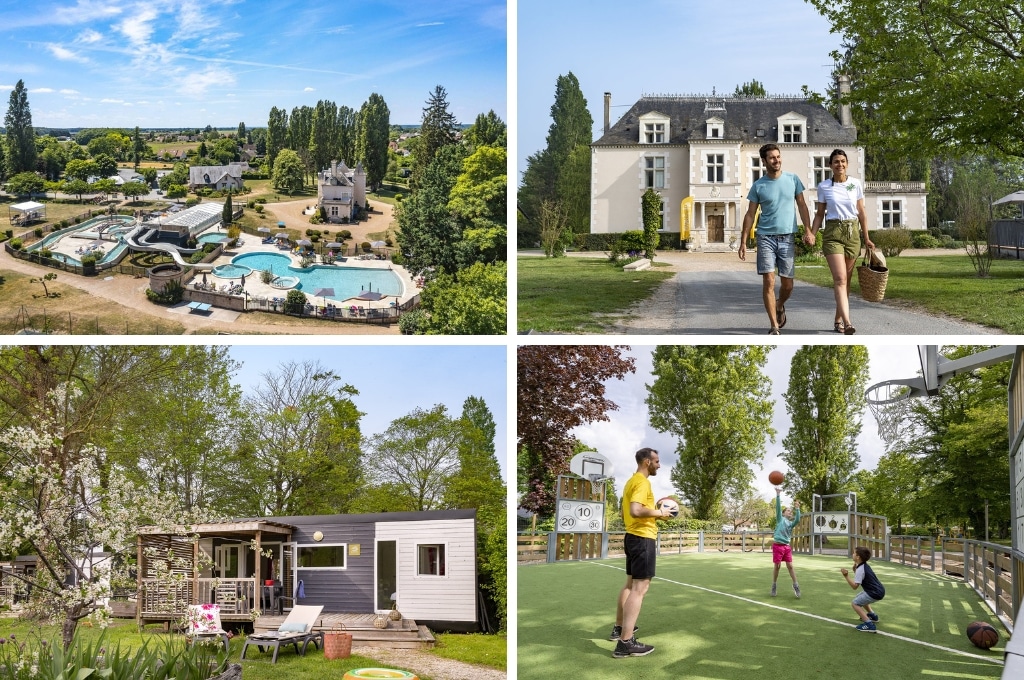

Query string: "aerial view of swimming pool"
[[231, 252, 403, 301]]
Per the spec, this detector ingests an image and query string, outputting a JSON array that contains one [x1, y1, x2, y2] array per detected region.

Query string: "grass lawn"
[[0, 618, 504, 680], [794, 253, 1024, 333], [519, 552, 1006, 680], [0, 269, 186, 335], [517, 256, 675, 333]]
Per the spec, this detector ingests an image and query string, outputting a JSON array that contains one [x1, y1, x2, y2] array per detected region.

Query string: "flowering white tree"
[[0, 384, 190, 651]]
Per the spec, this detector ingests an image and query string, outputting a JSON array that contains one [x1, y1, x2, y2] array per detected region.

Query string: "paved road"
[[521, 250, 1002, 336]]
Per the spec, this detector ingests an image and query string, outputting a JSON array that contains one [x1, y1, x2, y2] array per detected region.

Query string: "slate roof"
[[594, 96, 857, 147]]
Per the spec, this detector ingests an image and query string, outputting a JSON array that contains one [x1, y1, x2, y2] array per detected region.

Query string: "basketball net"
[[588, 474, 609, 500], [865, 380, 915, 447]]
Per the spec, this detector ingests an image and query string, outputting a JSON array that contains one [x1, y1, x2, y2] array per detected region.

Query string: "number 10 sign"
[[555, 500, 605, 533]]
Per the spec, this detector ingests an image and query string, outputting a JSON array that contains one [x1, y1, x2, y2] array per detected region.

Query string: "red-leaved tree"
[[517, 345, 635, 515]]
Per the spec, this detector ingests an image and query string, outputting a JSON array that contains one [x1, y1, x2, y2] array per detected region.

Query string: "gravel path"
[[354, 646, 507, 680]]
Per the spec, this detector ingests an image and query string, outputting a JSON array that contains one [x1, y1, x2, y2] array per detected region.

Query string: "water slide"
[[125, 221, 215, 271]]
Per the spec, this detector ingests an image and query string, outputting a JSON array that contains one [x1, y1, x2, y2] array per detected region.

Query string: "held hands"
[[803, 230, 816, 247]]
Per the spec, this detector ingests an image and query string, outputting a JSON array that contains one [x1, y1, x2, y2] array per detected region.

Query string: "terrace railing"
[[139, 577, 256, 618]]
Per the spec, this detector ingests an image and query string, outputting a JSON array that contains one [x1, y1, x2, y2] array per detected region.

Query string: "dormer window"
[[644, 122, 665, 143], [777, 112, 808, 143], [706, 117, 724, 139], [638, 112, 670, 144]]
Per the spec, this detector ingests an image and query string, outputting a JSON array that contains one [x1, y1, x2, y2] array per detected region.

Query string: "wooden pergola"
[[135, 519, 295, 627]]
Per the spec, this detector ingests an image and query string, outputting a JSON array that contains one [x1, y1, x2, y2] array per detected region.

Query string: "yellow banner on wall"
[[680, 196, 694, 242]]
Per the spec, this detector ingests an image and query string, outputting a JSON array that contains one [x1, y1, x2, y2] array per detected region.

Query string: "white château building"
[[591, 79, 927, 251], [317, 160, 367, 223]]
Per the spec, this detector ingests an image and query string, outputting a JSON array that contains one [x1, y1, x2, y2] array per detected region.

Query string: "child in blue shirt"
[[841, 546, 886, 632]]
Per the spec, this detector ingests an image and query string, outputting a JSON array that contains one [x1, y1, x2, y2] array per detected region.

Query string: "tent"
[[9, 201, 45, 223]]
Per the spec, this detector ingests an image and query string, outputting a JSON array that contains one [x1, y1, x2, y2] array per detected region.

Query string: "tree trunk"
[[211, 663, 243, 680], [61, 606, 82, 653]]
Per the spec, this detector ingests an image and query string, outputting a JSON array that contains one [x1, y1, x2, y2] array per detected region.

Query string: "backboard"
[[568, 451, 613, 481], [918, 345, 939, 395]]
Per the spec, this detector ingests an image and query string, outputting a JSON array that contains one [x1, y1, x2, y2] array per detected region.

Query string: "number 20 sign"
[[555, 500, 605, 533]]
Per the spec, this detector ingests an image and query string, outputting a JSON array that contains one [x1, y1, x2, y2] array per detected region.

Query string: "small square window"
[[418, 544, 446, 576]]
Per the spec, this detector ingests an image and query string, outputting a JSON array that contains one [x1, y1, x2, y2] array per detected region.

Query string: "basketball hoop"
[[865, 378, 922, 447], [588, 474, 609, 498]]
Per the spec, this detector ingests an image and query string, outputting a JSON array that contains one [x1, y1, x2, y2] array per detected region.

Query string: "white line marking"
[[591, 562, 1003, 666]]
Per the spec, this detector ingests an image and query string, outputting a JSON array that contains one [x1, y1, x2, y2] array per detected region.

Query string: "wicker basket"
[[373, 613, 389, 629], [324, 624, 352, 660], [857, 249, 889, 302]]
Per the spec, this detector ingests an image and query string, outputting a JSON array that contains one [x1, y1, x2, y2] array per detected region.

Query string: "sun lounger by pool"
[[241, 604, 324, 663], [187, 301, 212, 314]]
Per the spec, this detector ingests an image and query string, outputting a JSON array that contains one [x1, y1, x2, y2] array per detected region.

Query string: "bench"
[[624, 258, 651, 272], [187, 301, 212, 314]]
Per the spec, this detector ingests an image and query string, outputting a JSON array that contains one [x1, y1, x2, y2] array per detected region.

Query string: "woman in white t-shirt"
[[805, 149, 874, 335]]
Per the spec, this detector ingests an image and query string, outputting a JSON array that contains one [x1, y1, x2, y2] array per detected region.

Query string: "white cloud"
[[46, 44, 88, 63], [77, 29, 103, 44], [117, 7, 159, 47], [54, 1, 122, 25], [31, 88, 55, 94], [416, 22, 444, 27], [60, 89, 79, 95], [101, 98, 124, 104], [175, 65, 235, 97], [304, 87, 315, 92]]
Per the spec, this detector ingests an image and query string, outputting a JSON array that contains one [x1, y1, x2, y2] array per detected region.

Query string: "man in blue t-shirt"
[[739, 143, 812, 335]]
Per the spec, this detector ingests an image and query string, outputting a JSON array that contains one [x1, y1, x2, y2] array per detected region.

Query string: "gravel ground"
[[354, 645, 507, 680]]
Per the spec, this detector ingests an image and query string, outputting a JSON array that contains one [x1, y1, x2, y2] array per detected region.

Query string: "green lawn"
[[519, 552, 1006, 680], [0, 618, 505, 679], [517, 256, 675, 333], [794, 254, 1024, 333]]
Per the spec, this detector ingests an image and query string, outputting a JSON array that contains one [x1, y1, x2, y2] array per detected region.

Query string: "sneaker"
[[608, 624, 639, 641], [867, 612, 879, 622], [612, 637, 655, 658], [793, 583, 801, 599], [770, 583, 777, 597], [856, 621, 877, 633]]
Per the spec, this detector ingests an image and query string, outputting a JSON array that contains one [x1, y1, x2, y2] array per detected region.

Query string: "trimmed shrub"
[[9, 238, 23, 250], [871, 228, 913, 257], [34, 227, 44, 237], [284, 288, 307, 314], [399, 308, 426, 335], [617, 230, 646, 255], [912, 233, 942, 249]]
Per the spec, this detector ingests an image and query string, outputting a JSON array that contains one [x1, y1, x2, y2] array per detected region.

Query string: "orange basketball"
[[768, 470, 785, 485]]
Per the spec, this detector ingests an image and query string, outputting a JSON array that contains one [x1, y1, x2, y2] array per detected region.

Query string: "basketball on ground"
[[966, 621, 999, 649], [656, 497, 679, 517], [768, 470, 785, 485]]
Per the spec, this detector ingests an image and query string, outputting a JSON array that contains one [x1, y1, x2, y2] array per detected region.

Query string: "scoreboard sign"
[[555, 500, 605, 533]]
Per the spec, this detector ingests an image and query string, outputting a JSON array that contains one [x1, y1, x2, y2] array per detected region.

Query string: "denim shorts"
[[853, 591, 879, 607], [756, 233, 796, 278]]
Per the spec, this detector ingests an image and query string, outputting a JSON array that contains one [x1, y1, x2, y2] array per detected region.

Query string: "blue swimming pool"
[[232, 252, 403, 301], [198, 231, 231, 245], [27, 215, 136, 265]]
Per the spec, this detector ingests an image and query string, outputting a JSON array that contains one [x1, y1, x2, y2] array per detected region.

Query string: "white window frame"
[[706, 153, 725, 183], [881, 199, 903, 229], [415, 542, 448, 578], [783, 124, 803, 143], [644, 156, 666, 189], [706, 117, 724, 139], [644, 122, 665, 144], [295, 543, 348, 571], [751, 156, 765, 183], [813, 156, 832, 185], [638, 112, 670, 145]]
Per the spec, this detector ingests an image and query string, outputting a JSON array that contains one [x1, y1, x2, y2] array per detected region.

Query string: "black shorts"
[[624, 533, 657, 580]]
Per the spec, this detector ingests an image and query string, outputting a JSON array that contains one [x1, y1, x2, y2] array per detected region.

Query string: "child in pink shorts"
[[771, 489, 801, 598]]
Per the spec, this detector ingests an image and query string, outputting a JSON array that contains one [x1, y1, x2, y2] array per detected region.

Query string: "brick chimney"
[[604, 92, 611, 135]]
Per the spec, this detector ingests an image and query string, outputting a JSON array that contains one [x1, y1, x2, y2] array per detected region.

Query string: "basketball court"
[[518, 551, 1005, 680]]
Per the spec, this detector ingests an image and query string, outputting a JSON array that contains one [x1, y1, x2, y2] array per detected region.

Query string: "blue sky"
[[571, 345, 922, 504], [227, 344, 508, 480], [0, 0, 506, 129], [517, 0, 841, 179]]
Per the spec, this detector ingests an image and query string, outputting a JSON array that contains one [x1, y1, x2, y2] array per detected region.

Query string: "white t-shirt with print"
[[816, 177, 864, 220]]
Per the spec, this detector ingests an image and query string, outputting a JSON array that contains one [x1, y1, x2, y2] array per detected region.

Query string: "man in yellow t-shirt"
[[611, 447, 670, 658]]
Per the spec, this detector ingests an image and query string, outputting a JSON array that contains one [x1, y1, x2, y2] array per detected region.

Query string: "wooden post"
[[136, 534, 143, 629], [193, 540, 199, 607]]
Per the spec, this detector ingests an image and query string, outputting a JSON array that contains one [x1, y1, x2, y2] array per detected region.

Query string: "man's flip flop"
[[776, 301, 787, 328]]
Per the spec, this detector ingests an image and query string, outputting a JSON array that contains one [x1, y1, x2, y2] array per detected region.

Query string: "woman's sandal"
[[834, 321, 845, 333], [844, 324, 856, 335]]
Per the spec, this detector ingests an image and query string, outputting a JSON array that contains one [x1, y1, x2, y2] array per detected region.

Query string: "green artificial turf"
[[518, 552, 1005, 680]]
